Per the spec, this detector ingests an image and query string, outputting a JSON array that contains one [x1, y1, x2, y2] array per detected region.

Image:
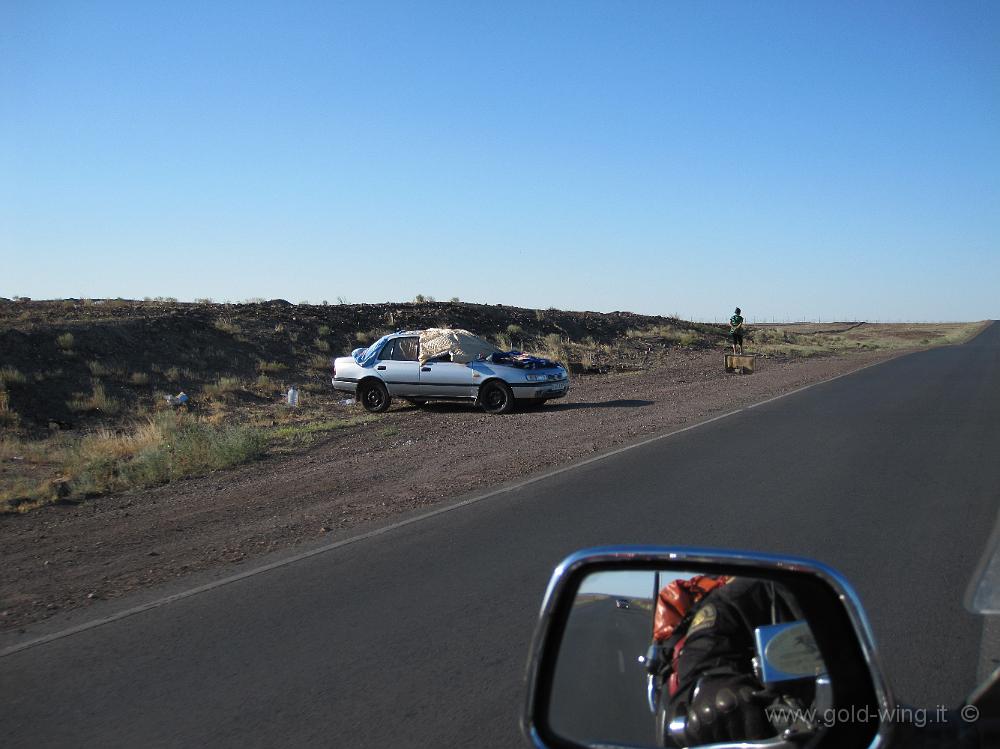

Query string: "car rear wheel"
[[359, 380, 391, 413], [480, 381, 515, 414]]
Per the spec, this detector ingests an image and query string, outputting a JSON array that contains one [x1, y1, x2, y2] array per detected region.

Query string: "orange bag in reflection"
[[653, 575, 731, 642]]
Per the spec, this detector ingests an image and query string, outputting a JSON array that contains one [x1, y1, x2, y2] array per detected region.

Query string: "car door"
[[374, 337, 421, 396], [418, 357, 478, 399]]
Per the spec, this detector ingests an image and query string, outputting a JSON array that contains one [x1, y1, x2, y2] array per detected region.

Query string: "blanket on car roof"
[[419, 328, 499, 364], [351, 334, 393, 367]]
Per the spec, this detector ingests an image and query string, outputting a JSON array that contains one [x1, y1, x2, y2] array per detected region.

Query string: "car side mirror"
[[523, 547, 894, 749]]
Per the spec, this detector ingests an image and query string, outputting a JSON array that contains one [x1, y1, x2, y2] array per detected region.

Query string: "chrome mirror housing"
[[523, 547, 895, 749]]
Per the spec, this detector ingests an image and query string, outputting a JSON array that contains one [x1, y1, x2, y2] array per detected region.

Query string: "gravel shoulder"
[[0, 348, 905, 633]]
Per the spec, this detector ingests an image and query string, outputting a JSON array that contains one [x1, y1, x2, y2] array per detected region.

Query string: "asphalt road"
[[548, 597, 653, 746], [3, 323, 999, 748]]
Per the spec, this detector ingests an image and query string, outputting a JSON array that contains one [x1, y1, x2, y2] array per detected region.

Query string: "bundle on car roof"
[[419, 329, 561, 368], [418, 328, 498, 364]]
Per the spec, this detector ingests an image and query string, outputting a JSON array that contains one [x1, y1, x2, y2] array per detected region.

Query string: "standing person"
[[730, 308, 745, 354]]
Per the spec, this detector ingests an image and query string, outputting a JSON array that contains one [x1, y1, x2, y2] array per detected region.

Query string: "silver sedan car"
[[332, 330, 570, 414]]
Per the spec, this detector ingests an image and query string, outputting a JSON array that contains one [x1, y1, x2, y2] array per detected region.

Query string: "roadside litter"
[[724, 354, 757, 374], [166, 392, 189, 406], [286, 386, 299, 407]]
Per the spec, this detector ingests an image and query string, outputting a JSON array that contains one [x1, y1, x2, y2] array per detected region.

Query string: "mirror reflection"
[[549, 570, 829, 748]]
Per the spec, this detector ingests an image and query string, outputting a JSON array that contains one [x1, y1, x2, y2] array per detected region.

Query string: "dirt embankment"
[[0, 298, 709, 430], [0, 346, 901, 633]]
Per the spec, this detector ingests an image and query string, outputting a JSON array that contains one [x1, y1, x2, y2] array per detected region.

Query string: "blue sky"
[[2, 1, 997, 321]]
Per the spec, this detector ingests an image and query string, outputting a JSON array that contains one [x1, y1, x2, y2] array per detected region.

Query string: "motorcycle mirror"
[[523, 547, 894, 749]]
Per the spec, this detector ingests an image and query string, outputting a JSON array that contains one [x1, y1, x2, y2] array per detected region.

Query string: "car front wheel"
[[480, 381, 515, 414], [359, 380, 391, 413]]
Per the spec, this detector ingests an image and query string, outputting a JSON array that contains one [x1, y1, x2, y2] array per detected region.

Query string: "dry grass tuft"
[[0, 413, 266, 512], [204, 377, 244, 397], [213, 318, 242, 336], [87, 360, 126, 378], [537, 333, 571, 363], [308, 354, 331, 370], [67, 382, 122, 415], [0, 367, 27, 388], [268, 415, 373, 445], [257, 360, 287, 374], [0, 390, 19, 428]]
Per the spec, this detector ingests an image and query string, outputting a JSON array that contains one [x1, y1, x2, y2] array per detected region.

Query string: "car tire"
[[359, 380, 391, 413], [480, 381, 515, 414]]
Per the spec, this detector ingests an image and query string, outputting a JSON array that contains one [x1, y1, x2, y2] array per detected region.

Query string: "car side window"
[[377, 340, 396, 361], [394, 337, 419, 361]]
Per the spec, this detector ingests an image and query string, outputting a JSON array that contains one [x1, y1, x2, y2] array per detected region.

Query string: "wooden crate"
[[725, 354, 757, 374]]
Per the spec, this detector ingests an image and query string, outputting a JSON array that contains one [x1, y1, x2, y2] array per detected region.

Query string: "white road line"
[[0, 352, 909, 659]]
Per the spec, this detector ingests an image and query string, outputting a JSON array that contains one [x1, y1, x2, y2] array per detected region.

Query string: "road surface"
[[548, 596, 653, 746], [3, 323, 999, 747]]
